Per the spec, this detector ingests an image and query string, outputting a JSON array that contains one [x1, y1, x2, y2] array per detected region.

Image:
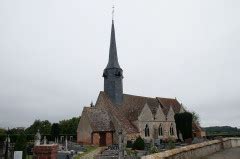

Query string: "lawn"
[[74, 146, 97, 159]]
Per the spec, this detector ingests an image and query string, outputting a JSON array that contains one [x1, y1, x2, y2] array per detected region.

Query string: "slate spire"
[[103, 19, 123, 105], [106, 20, 121, 69]]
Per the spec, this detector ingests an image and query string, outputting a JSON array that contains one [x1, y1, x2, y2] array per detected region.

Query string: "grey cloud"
[[0, 0, 240, 128]]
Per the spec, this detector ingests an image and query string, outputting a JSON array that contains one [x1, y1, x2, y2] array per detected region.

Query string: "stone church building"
[[77, 20, 204, 146]]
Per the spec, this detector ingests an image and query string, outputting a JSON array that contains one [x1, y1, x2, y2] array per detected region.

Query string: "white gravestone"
[[14, 151, 22, 159]]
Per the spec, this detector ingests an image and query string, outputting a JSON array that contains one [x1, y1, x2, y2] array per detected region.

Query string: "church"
[[77, 19, 204, 146]]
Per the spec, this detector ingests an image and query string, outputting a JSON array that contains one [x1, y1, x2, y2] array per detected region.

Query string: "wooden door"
[[99, 132, 106, 146]]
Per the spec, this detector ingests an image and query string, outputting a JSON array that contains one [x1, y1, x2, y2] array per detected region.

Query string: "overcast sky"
[[0, 0, 240, 128]]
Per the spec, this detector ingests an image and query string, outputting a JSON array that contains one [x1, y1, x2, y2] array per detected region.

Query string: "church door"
[[99, 132, 106, 146]]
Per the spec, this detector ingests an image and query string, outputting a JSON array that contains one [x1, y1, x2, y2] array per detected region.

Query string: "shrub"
[[132, 136, 145, 150], [126, 140, 133, 148], [126, 149, 137, 157], [0, 134, 6, 142], [166, 139, 175, 150], [149, 146, 158, 154]]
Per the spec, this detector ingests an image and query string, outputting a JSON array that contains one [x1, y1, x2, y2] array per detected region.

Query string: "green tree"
[[0, 128, 6, 142], [14, 132, 27, 159], [0, 128, 6, 134], [25, 120, 52, 134], [132, 136, 145, 150], [174, 112, 193, 140], [181, 105, 201, 126], [191, 111, 200, 126], [59, 117, 80, 135], [9, 128, 25, 134], [51, 123, 60, 140]]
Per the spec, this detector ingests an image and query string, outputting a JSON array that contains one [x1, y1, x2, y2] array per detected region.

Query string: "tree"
[[132, 136, 145, 150], [191, 111, 200, 126], [9, 127, 25, 134], [14, 132, 27, 159], [59, 117, 80, 135], [25, 120, 51, 134], [181, 105, 201, 126], [0, 128, 6, 134], [51, 123, 60, 140], [174, 112, 193, 140], [0, 128, 6, 142]]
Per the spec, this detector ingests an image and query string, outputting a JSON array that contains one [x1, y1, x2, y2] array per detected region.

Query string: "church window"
[[170, 123, 174, 136], [145, 124, 150, 137], [158, 124, 163, 136]]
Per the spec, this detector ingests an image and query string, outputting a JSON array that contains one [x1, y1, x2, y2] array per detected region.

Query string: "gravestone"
[[60, 136, 64, 143], [43, 136, 47, 145], [65, 137, 68, 151], [14, 151, 22, 159]]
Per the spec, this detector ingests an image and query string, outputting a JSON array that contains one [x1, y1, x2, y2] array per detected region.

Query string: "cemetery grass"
[[74, 146, 97, 159]]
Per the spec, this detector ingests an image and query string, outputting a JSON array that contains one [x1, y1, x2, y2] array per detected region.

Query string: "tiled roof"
[[96, 92, 139, 134], [156, 97, 182, 115], [95, 91, 184, 134], [83, 107, 114, 132], [120, 94, 159, 121]]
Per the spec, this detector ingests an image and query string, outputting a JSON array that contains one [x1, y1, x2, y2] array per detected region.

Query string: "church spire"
[[103, 16, 123, 105], [105, 20, 121, 69]]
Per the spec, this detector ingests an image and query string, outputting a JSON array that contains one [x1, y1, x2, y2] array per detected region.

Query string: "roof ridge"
[[157, 97, 177, 100], [123, 93, 156, 99]]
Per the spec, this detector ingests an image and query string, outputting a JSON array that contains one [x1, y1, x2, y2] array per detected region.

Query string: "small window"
[[170, 123, 174, 136], [158, 124, 163, 136], [145, 124, 150, 137]]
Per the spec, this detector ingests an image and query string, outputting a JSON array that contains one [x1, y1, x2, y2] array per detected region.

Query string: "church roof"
[[82, 107, 114, 132], [96, 92, 139, 134], [120, 94, 159, 121], [157, 97, 182, 115], [95, 91, 183, 134]]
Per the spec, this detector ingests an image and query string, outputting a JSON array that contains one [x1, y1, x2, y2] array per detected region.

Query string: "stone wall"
[[230, 137, 240, 147], [141, 137, 240, 159], [77, 113, 92, 144], [136, 104, 178, 142]]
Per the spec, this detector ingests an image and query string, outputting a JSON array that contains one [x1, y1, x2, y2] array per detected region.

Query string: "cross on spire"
[[112, 5, 115, 20]]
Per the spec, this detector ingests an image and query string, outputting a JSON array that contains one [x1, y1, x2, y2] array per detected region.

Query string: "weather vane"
[[112, 5, 115, 20]]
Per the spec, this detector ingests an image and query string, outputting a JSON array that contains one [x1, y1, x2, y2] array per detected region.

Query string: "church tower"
[[103, 20, 123, 105]]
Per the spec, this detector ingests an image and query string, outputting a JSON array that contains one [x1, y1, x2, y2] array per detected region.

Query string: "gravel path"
[[81, 147, 104, 159]]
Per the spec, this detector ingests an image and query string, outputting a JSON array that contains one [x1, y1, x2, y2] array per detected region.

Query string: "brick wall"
[[33, 144, 58, 159], [92, 132, 113, 146], [106, 132, 113, 146], [92, 133, 100, 146]]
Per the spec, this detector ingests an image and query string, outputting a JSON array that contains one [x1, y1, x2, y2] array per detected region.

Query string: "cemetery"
[[0, 120, 206, 159]]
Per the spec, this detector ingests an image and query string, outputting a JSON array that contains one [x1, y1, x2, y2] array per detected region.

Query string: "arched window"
[[145, 124, 150, 137], [158, 124, 163, 136], [170, 123, 174, 136]]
